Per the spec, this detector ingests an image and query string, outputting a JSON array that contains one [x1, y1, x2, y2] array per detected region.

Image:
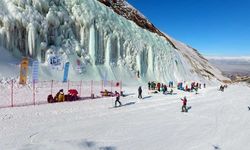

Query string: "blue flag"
[[32, 61, 39, 84], [63, 62, 70, 82]]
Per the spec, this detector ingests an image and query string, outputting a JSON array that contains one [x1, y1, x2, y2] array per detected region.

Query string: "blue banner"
[[63, 62, 70, 82], [32, 61, 39, 84]]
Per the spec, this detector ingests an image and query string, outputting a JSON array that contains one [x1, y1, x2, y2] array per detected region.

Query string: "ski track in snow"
[[0, 84, 250, 150]]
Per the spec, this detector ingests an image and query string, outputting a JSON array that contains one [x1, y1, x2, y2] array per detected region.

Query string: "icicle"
[[80, 26, 85, 47], [136, 52, 142, 75], [28, 23, 36, 57], [97, 28, 104, 64], [105, 35, 111, 66], [148, 46, 154, 74], [117, 37, 121, 59], [89, 23, 96, 65]]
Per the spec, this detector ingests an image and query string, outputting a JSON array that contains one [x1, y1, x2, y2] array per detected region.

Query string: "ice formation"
[[0, 0, 227, 83]]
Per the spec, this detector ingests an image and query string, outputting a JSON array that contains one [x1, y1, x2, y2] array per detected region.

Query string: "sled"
[[100, 91, 114, 97]]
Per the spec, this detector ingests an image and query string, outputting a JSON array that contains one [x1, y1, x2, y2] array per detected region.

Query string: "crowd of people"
[[136, 81, 207, 112], [51, 80, 230, 112]]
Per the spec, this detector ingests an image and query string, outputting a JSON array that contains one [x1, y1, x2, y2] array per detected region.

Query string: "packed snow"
[[0, 1, 239, 149], [1, 83, 250, 150]]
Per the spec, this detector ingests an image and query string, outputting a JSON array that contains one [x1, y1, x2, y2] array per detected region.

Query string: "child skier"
[[115, 91, 122, 107], [181, 96, 188, 112]]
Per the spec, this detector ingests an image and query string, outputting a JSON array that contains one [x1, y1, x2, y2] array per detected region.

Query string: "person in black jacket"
[[138, 86, 142, 99], [148, 81, 151, 90], [115, 91, 122, 107]]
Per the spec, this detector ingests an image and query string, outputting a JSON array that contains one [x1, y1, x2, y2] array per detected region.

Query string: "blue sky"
[[127, 0, 250, 56]]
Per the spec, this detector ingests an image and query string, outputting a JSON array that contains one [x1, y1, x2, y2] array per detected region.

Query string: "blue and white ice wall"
[[0, 0, 216, 83]]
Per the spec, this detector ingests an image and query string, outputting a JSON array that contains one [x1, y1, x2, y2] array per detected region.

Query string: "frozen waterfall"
[[0, 0, 217, 83]]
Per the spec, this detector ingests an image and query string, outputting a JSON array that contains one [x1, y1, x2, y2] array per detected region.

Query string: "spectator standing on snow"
[[169, 89, 173, 95], [138, 86, 143, 99], [181, 96, 188, 112], [163, 85, 168, 94], [148, 81, 151, 90], [204, 83, 206, 88], [115, 91, 122, 107], [195, 87, 198, 94], [157, 83, 161, 92]]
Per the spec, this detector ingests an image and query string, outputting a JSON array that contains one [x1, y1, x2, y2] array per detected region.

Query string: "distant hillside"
[[207, 57, 250, 76]]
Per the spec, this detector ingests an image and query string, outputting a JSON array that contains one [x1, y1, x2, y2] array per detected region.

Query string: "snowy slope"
[[1, 84, 250, 150], [167, 37, 228, 82], [0, 0, 227, 84]]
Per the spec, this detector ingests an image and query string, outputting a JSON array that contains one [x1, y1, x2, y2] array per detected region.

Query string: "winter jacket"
[[138, 87, 142, 94], [181, 98, 187, 105], [58, 92, 65, 102]]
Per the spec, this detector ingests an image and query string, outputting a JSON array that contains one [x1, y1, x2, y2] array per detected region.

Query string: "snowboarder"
[[138, 86, 142, 99], [115, 91, 122, 107], [181, 96, 188, 112]]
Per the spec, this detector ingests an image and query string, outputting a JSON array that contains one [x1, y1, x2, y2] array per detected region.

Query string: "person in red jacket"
[[157, 83, 161, 92], [181, 96, 187, 112]]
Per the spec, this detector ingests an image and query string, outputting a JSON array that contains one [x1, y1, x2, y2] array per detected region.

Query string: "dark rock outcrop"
[[98, 0, 177, 49]]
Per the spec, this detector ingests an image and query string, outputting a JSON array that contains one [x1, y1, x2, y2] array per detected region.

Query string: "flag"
[[63, 62, 70, 82], [19, 57, 29, 85], [32, 61, 39, 84]]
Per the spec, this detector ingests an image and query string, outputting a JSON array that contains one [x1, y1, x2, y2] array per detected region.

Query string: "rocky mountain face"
[[97, 0, 229, 82], [98, 0, 176, 49]]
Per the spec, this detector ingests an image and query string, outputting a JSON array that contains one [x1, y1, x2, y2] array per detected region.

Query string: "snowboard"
[[109, 105, 123, 109], [110, 102, 136, 109], [181, 106, 192, 112]]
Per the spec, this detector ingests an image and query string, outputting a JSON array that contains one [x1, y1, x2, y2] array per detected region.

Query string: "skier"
[[114, 91, 122, 107], [181, 96, 188, 112], [138, 86, 142, 99]]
